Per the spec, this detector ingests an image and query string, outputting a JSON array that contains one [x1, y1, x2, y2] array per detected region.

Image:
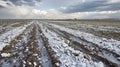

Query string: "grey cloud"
[[3, 0, 41, 6], [61, 0, 120, 13], [0, 9, 15, 19], [0, 5, 5, 8]]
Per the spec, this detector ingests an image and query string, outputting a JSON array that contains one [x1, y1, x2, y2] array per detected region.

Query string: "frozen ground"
[[0, 20, 120, 67]]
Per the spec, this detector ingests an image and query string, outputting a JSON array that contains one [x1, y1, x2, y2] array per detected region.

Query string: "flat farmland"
[[0, 19, 120, 67]]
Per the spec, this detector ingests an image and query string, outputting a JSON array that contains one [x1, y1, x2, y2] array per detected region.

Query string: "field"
[[0, 19, 120, 67]]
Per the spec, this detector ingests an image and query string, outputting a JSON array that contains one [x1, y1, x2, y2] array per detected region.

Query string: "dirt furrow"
[[35, 23, 52, 67], [39, 23, 108, 67], [0, 24, 42, 67], [45, 23, 120, 67], [36, 23, 62, 67], [0, 22, 26, 35], [0, 21, 119, 67]]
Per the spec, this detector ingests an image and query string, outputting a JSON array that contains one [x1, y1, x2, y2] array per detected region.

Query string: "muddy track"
[[45, 23, 120, 67]]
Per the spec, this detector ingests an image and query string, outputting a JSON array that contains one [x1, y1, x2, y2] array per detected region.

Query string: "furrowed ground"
[[0, 20, 120, 67]]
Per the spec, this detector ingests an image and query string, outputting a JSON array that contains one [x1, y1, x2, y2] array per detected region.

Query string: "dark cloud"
[[61, 0, 120, 13], [0, 1, 14, 8], [0, 5, 5, 8], [3, 0, 41, 6]]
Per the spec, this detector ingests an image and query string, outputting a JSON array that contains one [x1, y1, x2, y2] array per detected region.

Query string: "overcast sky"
[[0, 0, 120, 19]]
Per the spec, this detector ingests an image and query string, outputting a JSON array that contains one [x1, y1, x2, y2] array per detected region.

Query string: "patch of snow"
[[55, 62, 60, 66], [50, 24, 120, 55], [28, 62, 32, 65], [1, 53, 11, 57], [95, 62, 104, 67], [33, 54, 38, 56], [13, 60, 16, 63], [117, 57, 120, 61], [23, 60, 26, 64], [67, 23, 120, 33], [34, 62, 37, 66], [0, 23, 32, 51], [36, 22, 52, 67], [40, 23, 104, 67]]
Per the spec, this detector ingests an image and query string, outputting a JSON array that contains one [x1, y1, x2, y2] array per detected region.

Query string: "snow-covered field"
[[0, 20, 120, 67]]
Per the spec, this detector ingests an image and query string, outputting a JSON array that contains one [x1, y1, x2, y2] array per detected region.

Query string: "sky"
[[0, 0, 120, 19]]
